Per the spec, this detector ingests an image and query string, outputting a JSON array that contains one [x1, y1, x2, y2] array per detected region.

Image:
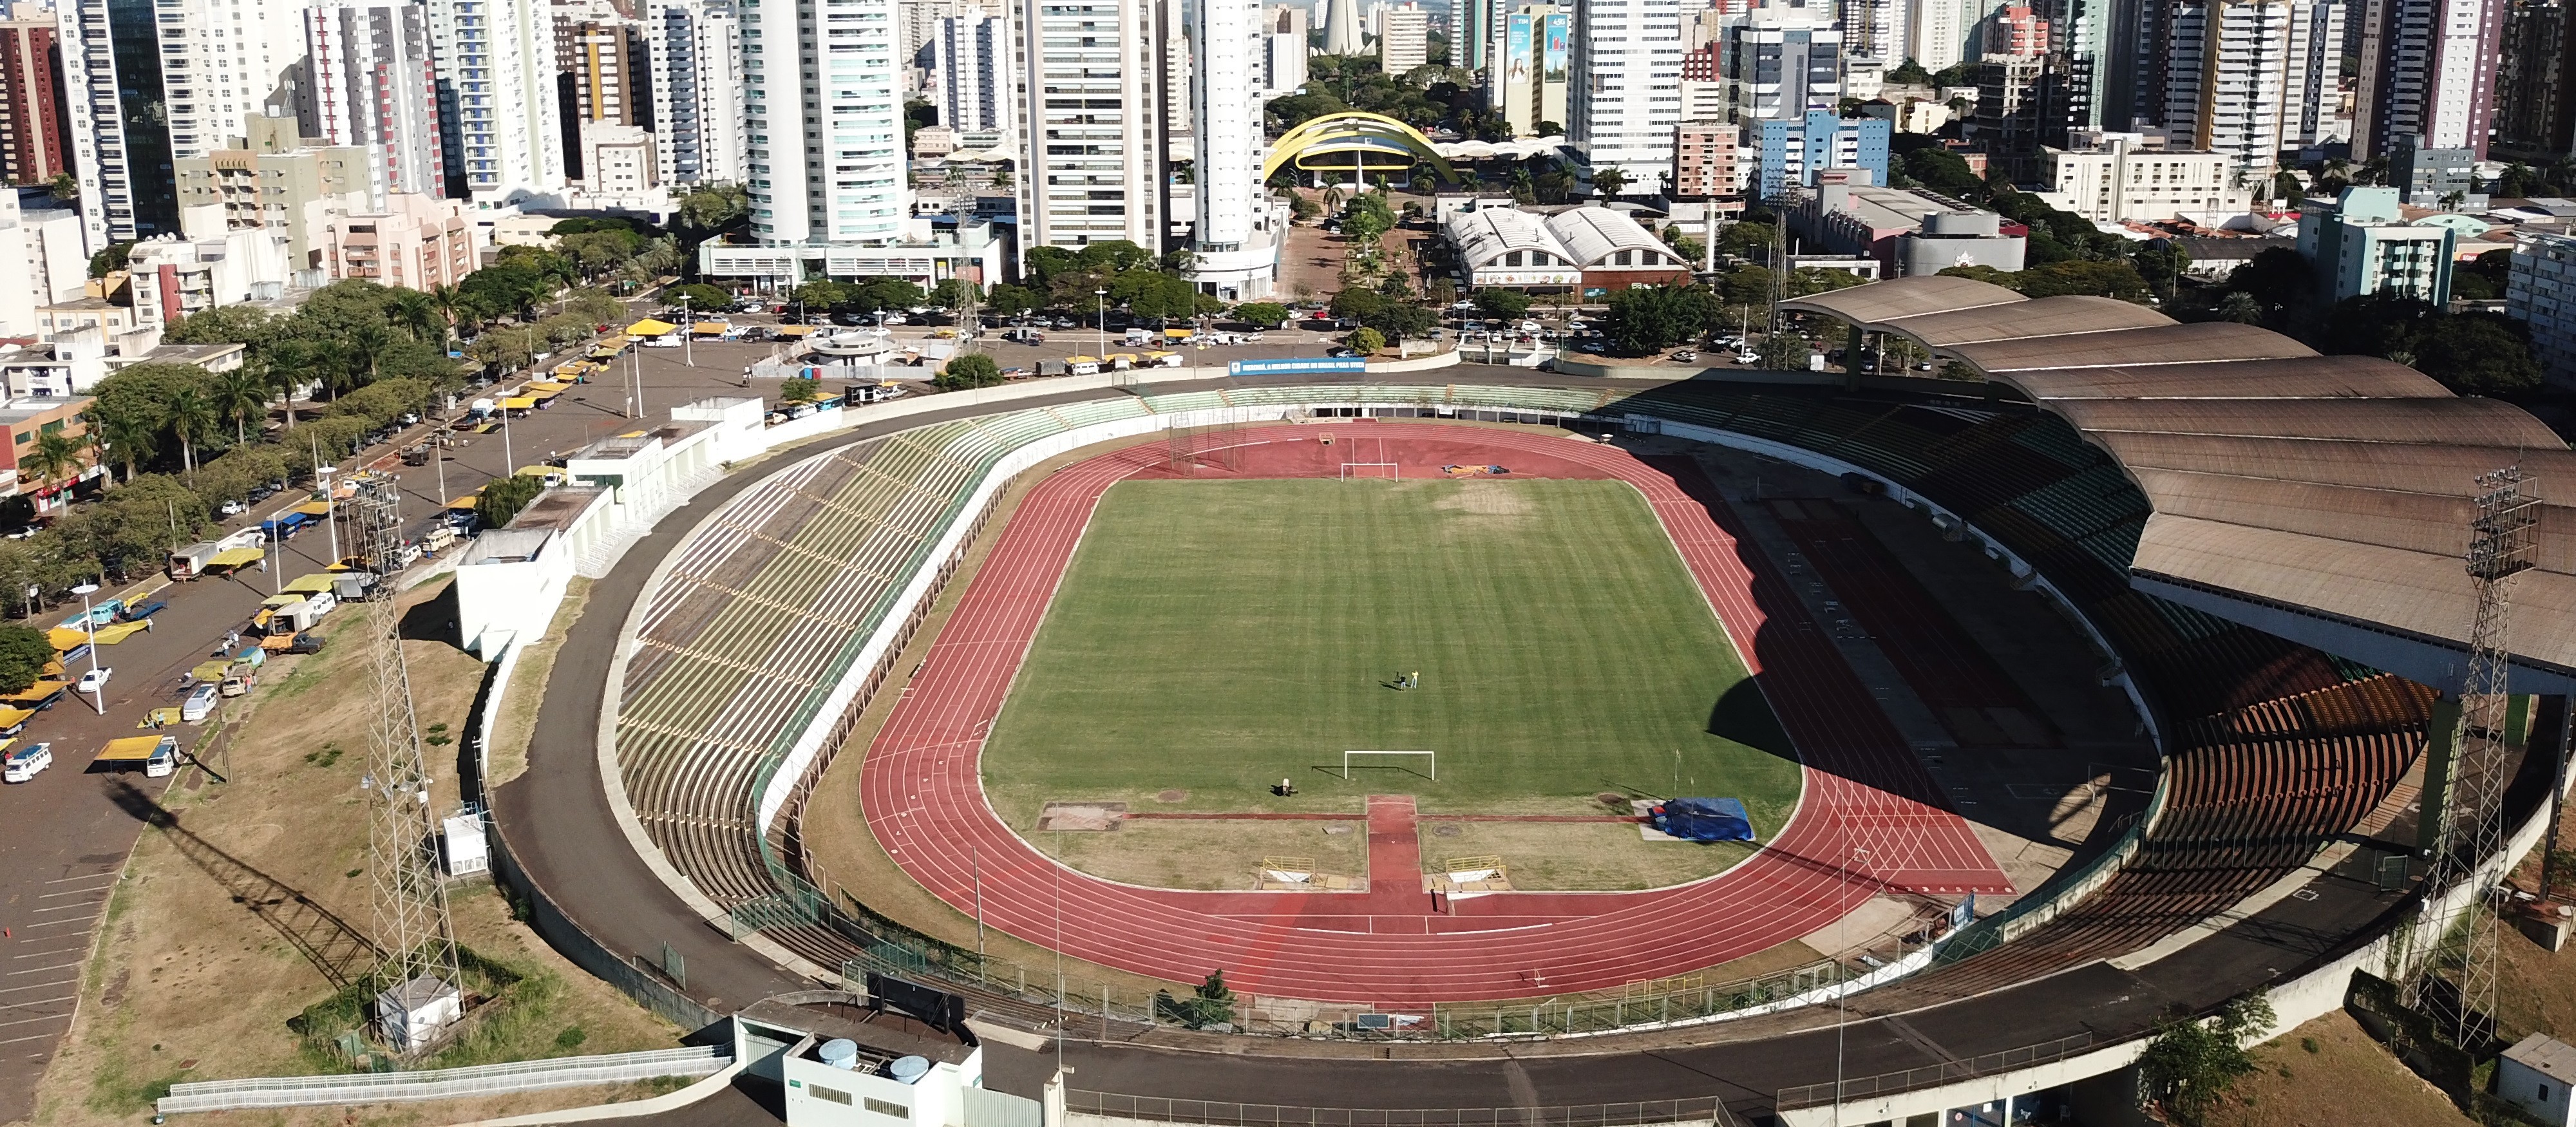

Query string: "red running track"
[[858, 424, 2009, 1003]]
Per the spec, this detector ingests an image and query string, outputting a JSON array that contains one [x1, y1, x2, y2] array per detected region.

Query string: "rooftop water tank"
[[819, 1039, 860, 1070], [888, 1056, 931, 1084]]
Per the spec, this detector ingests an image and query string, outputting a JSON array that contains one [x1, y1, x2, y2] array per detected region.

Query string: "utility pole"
[[354, 475, 463, 1056], [2410, 468, 2540, 1048]]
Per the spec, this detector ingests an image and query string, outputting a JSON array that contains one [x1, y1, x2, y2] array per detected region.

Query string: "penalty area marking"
[[1342, 749, 1435, 780]]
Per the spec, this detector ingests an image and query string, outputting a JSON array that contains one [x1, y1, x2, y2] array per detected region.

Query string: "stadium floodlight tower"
[[351, 476, 464, 1054], [2410, 467, 2540, 1048]]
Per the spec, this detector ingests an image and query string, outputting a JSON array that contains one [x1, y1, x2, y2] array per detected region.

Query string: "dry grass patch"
[[29, 580, 679, 1127], [485, 577, 592, 788], [1031, 819, 1367, 891], [2203, 1010, 2474, 1127], [1419, 820, 1755, 891]]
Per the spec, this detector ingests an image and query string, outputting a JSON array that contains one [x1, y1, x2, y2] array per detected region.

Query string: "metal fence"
[[1068, 1092, 1734, 1127], [156, 1046, 729, 1113], [1772, 1032, 2097, 1109]]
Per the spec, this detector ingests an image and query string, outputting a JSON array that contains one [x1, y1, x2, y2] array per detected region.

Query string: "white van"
[[182, 683, 219, 723]]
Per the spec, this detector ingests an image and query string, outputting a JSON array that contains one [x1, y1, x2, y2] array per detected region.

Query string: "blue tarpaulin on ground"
[[1653, 797, 1754, 842]]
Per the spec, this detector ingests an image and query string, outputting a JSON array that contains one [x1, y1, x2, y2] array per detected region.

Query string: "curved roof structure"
[[1544, 207, 1690, 269], [1445, 207, 1575, 269], [1264, 112, 1459, 184], [1782, 276, 2576, 688]]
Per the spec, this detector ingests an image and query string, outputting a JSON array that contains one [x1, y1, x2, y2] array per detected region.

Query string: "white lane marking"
[[0, 980, 74, 994], [41, 873, 115, 886], [3, 963, 78, 976]]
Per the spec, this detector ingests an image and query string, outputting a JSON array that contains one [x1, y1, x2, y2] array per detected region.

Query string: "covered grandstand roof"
[[1446, 208, 1576, 269], [1544, 207, 1688, 269], [1781, 275, 2576, 679]]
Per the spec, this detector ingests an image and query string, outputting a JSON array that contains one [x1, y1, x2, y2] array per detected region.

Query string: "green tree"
[[1233, 302, 1291, 328], [1592, 167, 1630, 198], [1604, 285, 1714, 354], [1756, 330, 1810, 370], [2137, 989, 2274, 1126], [1347, 327, 1387, 354], [162, 386, 216, 477], [929, 278, 981, 310], [88, 242, 132, 278], [2412, 312, 2544, 395], [475, 473, 548, 529], [1189, 969, 1236, 1028], [21, 431, 82, 488], [934, 354, 1005, 390], [210, 368, 270, 444], [0, 621, 50, 695], [1472, 288, 1532, 319], [665, 283, 730, 312], [779, 377, 821, 404], [987, 283, 1043, 317]]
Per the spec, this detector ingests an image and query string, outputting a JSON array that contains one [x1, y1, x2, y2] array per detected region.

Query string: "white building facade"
[[1568, 0, 1687, 181], [2510, 230, 2576, 391], [934, 13, 1009, 134], [741, 0, 905, 247], [1189, 0, 1276, 298], [1014, 0, 1165, 250], [426, 0, 567, 202], [646, 0, 747, 186], [303, 3, 447, 198], [2038, 134, 2233, 221], [2162, 0, 2321, 183]]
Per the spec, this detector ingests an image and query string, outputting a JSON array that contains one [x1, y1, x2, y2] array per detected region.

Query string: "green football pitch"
[[979, 477, 1803, 835]]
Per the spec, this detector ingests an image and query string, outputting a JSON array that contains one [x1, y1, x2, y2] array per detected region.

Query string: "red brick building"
[[0, 19, 73, 187]]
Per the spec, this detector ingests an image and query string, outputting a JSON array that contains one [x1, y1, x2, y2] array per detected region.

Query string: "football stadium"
[[483, 275, 2576, 1125]]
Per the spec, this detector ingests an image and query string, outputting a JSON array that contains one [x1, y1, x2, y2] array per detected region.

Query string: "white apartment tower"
[[741, 0, 905, 245], [303, 3, 446, 198], [645, 0, 746, 186], [2163, 0, 2333, 180], [2354, 0, 2503, 156], [1191, 0, 1276, 297], [1568, 0, 1687, 180], [935, 12, 1008, 133], [1014, 0, 1165, 249], [1379, 2, 1427, 73], [59, 0, 306, 242], [427, 0, 567, 202], [1909, 0, 1977, 70]]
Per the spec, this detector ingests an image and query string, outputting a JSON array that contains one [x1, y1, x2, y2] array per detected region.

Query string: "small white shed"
[[2500, 1032, 2576, 1127]]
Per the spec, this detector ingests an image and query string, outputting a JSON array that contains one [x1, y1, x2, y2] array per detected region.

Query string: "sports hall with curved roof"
[[1783, 276, 2576, 697]]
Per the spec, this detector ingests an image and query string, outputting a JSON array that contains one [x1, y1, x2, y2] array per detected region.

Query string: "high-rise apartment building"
[[1845, 0, 1912, 59], [645, 0, 744, 185], [2493, 0, 2566, 159], [1910, 0, 1978, 70], [2353, 0, 2505, 157], [1975, 51, 2086, 179], [428, 0, 568, 202], [1720, 6, 1841, 124], [0, 17, 72, 185], [1488, 4, 1566, 135], [1679, 41, 1723, 121], [1754, 110, 1890, 197], [1264, 4, 1308, 93], [1379, 2, 1426, 71], [2159, 0, 2330, 182], [301, 4, 445, 198], [1566, 0, 1683, 180], [739, 0, 904, 246], [1987, 3, 2050, 50], [1190, 0, 1276, 298], [1671, 120, 1738, 197], [59, 0, 178, 244], [557, 17, 650, 127], [1014, 0, 1165, 250], [934, 13, 1007, 134], [2508, 229, 2576, 388]]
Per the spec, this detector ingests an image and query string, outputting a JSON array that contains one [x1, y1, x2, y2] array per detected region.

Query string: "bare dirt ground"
[[28, 579, 679, 1127], [1032, 820, 1369, 891], [1419, 820, 1757, 892]]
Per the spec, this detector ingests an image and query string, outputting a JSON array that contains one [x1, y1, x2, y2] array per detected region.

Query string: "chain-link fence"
[[156, 1046, 729, 1113], [1067, 1092, 1737, 1127]]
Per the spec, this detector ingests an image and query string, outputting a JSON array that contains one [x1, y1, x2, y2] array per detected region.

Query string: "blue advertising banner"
[[1542, 14, 1568, 82], [1228, 357, 1370, 376], [1506, 14, 1533, 88]]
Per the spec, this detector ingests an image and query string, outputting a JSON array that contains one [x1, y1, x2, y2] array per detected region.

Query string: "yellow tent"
[[626, 317, 680, 336], [95, 735, 169, 764], [516, 466, 568, 484], [1164, 328, 1195, 339], [527, 381, 569, 393], [0, 707, 33, 733], [690, 321, 729, 336], [1066, 355, 1101, 365], [500, 396, 537, 410], [190, 661, 231, 683], [46, 627, 89, 651], [448, 493, 482, 511], [1, 679, 64, 707], [775, 325, 816, 337], [209, 546, 263, 569], [294, 500, 331, 517], [90, 621, 149, 645], [281, 573, 337, 594]]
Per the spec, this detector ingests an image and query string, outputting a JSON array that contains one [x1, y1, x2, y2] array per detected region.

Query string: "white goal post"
[[1339, 462, 1400, 480], [1342, 750, 1435, 779]]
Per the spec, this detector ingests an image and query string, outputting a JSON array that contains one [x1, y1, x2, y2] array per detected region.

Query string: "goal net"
[[1339, 462, 1399, 480], [1341, 749, 1435, 779]]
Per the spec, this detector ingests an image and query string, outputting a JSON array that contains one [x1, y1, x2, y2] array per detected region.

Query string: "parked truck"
[[168, 541, 223, 579]]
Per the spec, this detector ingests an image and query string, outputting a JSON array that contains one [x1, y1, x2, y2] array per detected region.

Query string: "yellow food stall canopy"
[[1164, 328, 1195, 339], [41, 657, 62, 677], [294, 500, 331, 516], [626, 317, 679, 336], [191, 661, 231, 683], [95, 735, 167, 763], [775, 325, 816, 337], [448, 492, 482, 511], [90, 621, 148, 645], [528, 381, 569, 393], [1066, 355, 1101, 364], [1104, 353, 1140, 363], [690, 321, 728, 334], [209, 547, 263, 568], [2, 679, 63, 707], [281, 573, 337, 594], [46, 627, 89, 651], [593, 335, 629, 350], [140, 708, 182, 728], [1143, 350, 1177, 359], [500, 396, 537, 410], [516, 465, 567, 480], [260, 594, 304, 608], [0, 706, 33, 730]]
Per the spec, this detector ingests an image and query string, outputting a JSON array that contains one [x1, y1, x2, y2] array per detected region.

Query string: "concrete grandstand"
[[468, 281, 2573, 1126]]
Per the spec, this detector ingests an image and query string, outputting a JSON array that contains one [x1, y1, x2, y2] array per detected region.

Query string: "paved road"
[[495, 367, 2430, 1122]]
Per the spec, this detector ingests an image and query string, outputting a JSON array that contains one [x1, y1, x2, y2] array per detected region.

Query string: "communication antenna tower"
[[352, 477, 462, 1051], [2411, 467, 2540, 1047]]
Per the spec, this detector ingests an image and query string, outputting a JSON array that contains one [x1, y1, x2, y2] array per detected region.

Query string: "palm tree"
[[163, 386, 215, 478], [344, 323, 392, 390], [211, 368, 269, 444], [1593, 166, 1630, 199], [387, 290, 442, 343], [86, 405, 153, 484], [21, 430, 80, 486]]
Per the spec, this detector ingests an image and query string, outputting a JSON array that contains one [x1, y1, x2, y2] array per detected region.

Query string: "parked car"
[[75, 667, 111, 694], [1671, 350, 1698, 363], [2, 742, 52, 783], [218, 500, 247, 516]]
